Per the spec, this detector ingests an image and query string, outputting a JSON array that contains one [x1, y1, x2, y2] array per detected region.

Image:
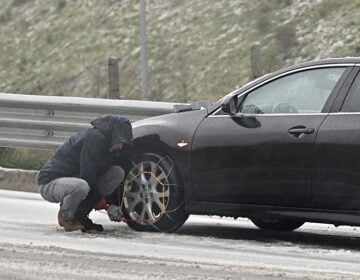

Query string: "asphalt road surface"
[[1, 189, 360, 280]]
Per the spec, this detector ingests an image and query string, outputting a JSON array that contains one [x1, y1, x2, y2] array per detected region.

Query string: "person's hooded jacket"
[[38, 116, 133, 188]]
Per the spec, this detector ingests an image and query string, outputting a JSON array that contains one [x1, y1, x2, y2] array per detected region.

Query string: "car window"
[[239, 67, 346, 114], [341, 72, 360, 112]]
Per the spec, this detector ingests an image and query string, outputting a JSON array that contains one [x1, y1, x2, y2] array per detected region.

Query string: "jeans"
[[39, 166, 125, 220]]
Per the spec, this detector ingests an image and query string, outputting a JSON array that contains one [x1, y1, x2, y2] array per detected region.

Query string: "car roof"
[[282, 57, 359, 71]]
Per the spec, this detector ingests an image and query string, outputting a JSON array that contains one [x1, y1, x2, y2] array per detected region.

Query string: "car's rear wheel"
[[121, 152, 188, 232], [251, 217, 304, 231]]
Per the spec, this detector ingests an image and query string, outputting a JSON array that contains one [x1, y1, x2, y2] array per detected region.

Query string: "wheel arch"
[[131, 132, 191, 201], [130, 111, 207, 205]]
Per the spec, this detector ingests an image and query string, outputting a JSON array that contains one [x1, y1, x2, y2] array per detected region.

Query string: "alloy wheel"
[[123, 160, 170, 224]]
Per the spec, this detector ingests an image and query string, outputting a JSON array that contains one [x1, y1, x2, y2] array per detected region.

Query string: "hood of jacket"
[[90, 116, 133, 148]]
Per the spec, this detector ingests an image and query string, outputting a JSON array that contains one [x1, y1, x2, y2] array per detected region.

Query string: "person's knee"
[[109, 165, 125, 182], [105, 166, 125, 195], [95, 166, 125, 198], [75, 179, 91, 197]]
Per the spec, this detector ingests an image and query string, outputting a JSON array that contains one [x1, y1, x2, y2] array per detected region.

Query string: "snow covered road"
[[1, 189, 360, 279]]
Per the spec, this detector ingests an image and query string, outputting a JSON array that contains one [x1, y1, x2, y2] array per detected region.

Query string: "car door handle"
[[288, 126, 315, 138]]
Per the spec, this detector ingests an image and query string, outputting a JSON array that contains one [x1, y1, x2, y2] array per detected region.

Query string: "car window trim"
[[210, 63, 354, 117], [327, 67, 359, 113], [334, 67, 360, 113], [329, 112, 360, 115], [209, 113, 328, 118], [239, 64, 352, 99]]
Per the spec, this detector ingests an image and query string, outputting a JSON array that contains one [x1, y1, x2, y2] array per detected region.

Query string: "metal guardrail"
[[0, 93, 180, 150]]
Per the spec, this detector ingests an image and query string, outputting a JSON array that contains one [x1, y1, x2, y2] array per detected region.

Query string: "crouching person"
[[38, 115, 133, 232]]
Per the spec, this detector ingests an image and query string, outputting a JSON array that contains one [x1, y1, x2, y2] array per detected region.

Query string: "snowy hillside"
[[0, 0, 359, 102]]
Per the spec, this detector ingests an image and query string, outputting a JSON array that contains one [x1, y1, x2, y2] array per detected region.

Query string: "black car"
[[117, 57, 360, 233]]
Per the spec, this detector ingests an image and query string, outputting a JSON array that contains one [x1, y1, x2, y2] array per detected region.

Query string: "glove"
[[94, 198, 107, 210], [107, 205, 124, 222]]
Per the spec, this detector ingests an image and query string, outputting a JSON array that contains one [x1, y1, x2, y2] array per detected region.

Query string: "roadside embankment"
[[0, 167, 38, 193]]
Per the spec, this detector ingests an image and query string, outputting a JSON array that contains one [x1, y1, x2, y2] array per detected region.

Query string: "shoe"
[[58, 210, 85, 232], [75, 211, 104, 232]]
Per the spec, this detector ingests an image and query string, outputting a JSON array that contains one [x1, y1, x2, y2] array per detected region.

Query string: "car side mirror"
[[221, 95, 238, 115]]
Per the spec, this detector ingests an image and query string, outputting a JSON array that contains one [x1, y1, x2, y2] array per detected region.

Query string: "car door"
[[190, 66, 348, 207], [312, 67, 360, 211]]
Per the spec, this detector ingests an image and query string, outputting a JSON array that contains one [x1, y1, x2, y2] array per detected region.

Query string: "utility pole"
[[140, 0, 149, 100]]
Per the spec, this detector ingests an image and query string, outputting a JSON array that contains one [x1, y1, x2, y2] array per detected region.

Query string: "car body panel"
[[312, 67, 360, 211], [313, 113, 360, 210], [190, 114, 326, 207], [126, 58, 360, 228], [132, 109, 206, 201], [186, 201, 360, 227]]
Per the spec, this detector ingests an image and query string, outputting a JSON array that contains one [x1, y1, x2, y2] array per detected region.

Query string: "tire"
[[251, 217, 304, 232], [121, 152, 188, 233]]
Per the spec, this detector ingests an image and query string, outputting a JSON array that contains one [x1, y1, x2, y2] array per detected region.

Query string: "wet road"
[[0, 189, 360, 279]]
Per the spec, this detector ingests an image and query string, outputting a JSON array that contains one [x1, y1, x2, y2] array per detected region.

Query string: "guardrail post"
[[108, 57, 120, 99], [250, 43, 263, 79]]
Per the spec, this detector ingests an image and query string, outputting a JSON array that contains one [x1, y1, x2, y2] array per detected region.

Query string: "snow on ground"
[[1, 189, 360, 279]]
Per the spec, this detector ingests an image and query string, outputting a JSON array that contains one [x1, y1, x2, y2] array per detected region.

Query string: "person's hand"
[[107, 205, 123, 222]]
